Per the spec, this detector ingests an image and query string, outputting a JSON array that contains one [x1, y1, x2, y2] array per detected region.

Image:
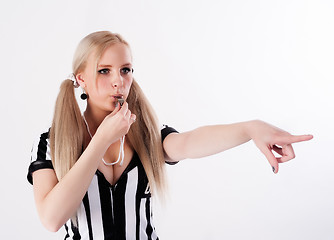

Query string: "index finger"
[[279, 134, 313, 145], [118, 101, 129, 115]]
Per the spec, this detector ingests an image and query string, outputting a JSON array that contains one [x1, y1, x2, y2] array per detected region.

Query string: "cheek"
[[88, 79, 110, 98], [124, 78, 133, 91], [96, 77, 111, 90]]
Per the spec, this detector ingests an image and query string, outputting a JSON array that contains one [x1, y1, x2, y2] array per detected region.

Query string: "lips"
[[112, 94, 124, 102], [112, 94, 123, 99]]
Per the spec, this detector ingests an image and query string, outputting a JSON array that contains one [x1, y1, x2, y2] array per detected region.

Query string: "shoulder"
[[27, 129, 53, 185], [31, 129, 51, 161], [161, 124, 179, 143], [160, 125, 180, 165]]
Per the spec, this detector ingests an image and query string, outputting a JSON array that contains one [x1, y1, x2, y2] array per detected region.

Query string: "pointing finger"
[[278, 134, 313, 145]]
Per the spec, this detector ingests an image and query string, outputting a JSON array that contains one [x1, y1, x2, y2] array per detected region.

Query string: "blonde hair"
[[50, 31, 166, 197]]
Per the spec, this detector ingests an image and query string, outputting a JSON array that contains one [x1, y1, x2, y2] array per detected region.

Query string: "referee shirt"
[[27, 125, 178, 240]]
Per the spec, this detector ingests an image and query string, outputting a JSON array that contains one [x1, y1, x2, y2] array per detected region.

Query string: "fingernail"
[[272, 166, 276, 173]]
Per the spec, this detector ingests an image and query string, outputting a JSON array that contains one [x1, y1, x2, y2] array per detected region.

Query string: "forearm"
[[184, 121, 253, 158], [165, 120, 255, 161], [35, 136, 109, 231]]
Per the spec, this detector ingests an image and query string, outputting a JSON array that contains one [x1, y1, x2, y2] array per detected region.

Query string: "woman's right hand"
[[95, 102, 136, 145], [32, 104, 136, 231]]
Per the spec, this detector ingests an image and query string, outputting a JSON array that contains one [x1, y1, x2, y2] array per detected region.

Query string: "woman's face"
[[78, 43, 133, 113]]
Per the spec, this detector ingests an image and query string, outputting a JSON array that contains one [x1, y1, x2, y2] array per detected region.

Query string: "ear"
[[76, 73, 86, 88]]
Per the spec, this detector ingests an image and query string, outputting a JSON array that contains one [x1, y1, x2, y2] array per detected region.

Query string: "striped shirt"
[[27, 125, 178, 240]]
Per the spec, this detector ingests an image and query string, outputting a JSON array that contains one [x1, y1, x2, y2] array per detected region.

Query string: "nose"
[[111, 72, 123, 89]]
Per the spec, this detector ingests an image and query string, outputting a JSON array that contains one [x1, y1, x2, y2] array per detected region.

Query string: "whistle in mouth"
[[117, 98, 124, 107]]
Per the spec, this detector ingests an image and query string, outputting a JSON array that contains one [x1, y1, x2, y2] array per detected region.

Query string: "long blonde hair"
[[49, 31, 166, 196]]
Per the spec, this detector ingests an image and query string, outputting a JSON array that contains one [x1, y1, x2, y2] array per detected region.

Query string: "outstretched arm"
[[162, 120, 313, 173]]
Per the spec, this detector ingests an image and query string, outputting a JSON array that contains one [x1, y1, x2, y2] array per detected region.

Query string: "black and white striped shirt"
[[27, 125, 178, 240]]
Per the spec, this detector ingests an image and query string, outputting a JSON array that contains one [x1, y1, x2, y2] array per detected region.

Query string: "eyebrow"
[[98, 63, 132, 68]]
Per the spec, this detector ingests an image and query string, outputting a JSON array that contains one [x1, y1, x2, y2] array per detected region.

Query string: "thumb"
[[258, 145, 279, 174]]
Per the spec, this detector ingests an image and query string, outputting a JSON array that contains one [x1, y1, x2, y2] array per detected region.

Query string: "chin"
[[108, 106, 116, 112], [99, 103, 115, 113]]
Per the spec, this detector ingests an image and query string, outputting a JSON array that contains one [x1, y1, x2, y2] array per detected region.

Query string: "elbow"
[[35, 198, 73, 232], [42, 219, 63, 232], [40, 213, 65, 232], [46, 225, 61, 233]]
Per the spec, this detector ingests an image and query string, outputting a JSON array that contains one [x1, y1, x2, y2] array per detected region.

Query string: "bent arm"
[[33, 136, 109, 232], [32, 102, 136, 232]]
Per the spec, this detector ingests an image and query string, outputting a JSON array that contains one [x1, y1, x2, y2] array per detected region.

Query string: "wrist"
[[90, 130, 111, 153], [94, 128, 120, 149], [243, 119, 261, 140]]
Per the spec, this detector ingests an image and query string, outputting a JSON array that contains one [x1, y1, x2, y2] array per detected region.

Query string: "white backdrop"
[[1, 0, 333, 239]]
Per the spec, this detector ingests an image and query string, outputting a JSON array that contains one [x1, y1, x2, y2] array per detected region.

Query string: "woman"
[[27, 31, 313, 239]]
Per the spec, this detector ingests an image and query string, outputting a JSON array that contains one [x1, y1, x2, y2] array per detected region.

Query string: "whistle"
[[117, 98, 124, 107]]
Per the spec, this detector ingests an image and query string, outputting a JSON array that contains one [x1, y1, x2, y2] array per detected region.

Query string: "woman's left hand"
[[246, 120, 313, 173]]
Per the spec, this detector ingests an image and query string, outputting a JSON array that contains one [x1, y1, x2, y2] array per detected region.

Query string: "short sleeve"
[[161, 125, 179, 165], [161, 125, 178, 142], [27, 131, 54, 185]]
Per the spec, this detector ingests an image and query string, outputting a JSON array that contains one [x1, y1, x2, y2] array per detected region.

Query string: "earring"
[[81, 89, 88, 100]]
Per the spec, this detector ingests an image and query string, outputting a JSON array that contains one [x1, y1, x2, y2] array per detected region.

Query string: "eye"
[[98, 68, 110, 74], [121, 67, 133, 74]]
